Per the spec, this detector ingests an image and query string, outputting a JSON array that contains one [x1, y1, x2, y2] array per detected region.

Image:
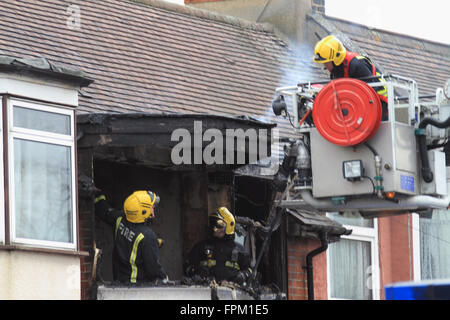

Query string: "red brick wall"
[[79, 208, 94, 300], [287, 237, 327, 300], [378, 216, 392, 299], [378, 214, 415, 299]]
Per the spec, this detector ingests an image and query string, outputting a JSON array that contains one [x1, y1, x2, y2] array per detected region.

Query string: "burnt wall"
[[78, 149, 279, 299], [179, 171, 209, 260], [92, 160, 184, 281]]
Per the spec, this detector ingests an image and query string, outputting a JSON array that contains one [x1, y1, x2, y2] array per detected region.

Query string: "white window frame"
[[326, 216, 380, 300], [412, 213, 421, 281], [7, 98, 77, 250]]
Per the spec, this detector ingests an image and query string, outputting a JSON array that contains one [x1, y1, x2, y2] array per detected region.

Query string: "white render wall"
[[0, 72, 79, 107], [0, 251, 80, 300]]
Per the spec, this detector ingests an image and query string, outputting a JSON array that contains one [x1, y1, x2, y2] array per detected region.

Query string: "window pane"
[[420, 210, 450, 280], [14, 138, 73, 243], [13, 106, 71, 135], [328, 211, 374, 228], [329, 238, 372, 299]]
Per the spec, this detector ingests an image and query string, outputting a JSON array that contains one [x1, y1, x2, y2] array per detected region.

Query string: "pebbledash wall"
[[0, 251, 81, 299], [287, 238, 328, 300]]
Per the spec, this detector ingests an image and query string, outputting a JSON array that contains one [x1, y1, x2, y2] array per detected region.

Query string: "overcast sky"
[[163, 0, 450, 45], [326, 0, 450, 45]]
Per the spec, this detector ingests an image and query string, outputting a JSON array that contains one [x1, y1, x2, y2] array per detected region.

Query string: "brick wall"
[[378, 214, 415, 299], [185, 0, 326, 9], [77, 148, 95, 300], [287, 237, 328, 300], [79, 205, 95, 300], [287, 215, 416, 300], [181, 172, 209, 259]]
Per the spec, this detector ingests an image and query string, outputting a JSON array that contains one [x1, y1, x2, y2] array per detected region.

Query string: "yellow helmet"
[[123, 190, 160, 223], [209, 207, 235, 235], [313, 35, 346, 66]]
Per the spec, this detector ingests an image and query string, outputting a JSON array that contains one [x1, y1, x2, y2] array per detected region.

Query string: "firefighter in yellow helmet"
[[184, 207, 252, 286], [313, 35, 388, 120], [94, 188, 167, 284]]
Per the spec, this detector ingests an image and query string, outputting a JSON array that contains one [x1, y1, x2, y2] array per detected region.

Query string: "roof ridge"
[[320, 13, 450, 48], [307, 13, 372, 54], [123, 0, 275, 33]]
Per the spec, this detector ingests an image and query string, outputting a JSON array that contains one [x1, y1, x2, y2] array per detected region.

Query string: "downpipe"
[[298, 189, 449, 212], [306, 232, 328, 300]]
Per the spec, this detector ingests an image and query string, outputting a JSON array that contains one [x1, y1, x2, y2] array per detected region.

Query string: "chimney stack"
[[186, 0, 326, 45]]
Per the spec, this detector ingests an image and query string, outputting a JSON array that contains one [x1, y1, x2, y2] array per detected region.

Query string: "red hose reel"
[[312, 78, 382, 147]]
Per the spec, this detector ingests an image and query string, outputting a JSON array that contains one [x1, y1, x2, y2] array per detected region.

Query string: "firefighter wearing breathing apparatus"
[[94, 189, 168, 284], [184, 207, 252, 286], [313, 35, 389, 121]]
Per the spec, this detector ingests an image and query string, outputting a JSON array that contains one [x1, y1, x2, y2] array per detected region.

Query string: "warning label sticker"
[[400, 175, 415, 192]]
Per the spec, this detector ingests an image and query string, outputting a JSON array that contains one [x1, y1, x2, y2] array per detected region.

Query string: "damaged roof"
[[308, 13, 450, 96], [0, 0, 324, 139], [3, 1, 447, 138], [0, 55, 93, 87], [77, 112, 276, 169]]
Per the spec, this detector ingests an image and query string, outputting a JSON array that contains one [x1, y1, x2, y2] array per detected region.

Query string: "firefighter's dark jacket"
[[184, 235, 251, 283], [330, 53, 374, 80], [95, 196, 167, 283], [330, 53, 388, 120]]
